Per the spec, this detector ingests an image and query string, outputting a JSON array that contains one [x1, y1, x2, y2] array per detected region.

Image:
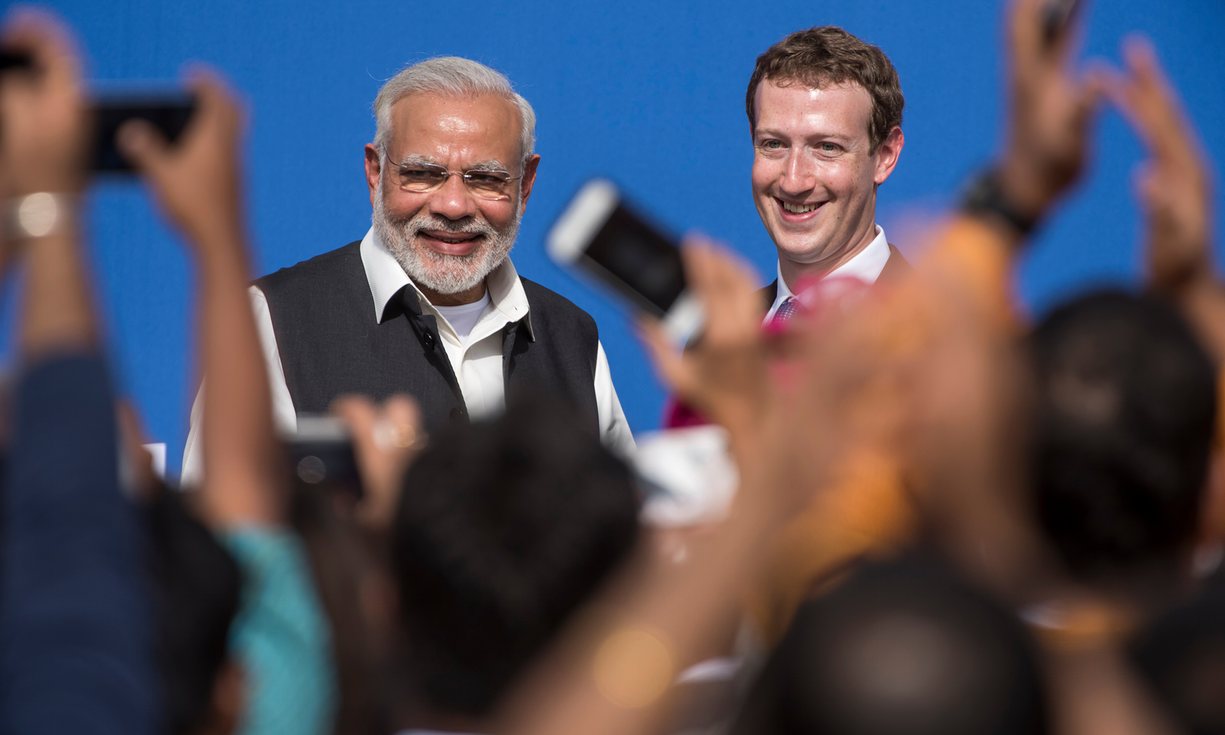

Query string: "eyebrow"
[[753, 128, 856, 144], [392, 153, 437, 167], [464, 160, 511, 173], [390, 154, 510, 172]]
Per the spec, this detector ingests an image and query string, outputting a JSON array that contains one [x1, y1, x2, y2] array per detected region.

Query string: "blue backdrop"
[[18, 0, 1225, 476]]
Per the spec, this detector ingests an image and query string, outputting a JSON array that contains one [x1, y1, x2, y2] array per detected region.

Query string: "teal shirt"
[[223, 528, 336, 735]]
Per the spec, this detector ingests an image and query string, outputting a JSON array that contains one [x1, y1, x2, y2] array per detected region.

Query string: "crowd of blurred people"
[[1, 0, 1224, 733]]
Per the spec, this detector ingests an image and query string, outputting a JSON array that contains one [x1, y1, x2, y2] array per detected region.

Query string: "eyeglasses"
[[386, 160, 523, 201]]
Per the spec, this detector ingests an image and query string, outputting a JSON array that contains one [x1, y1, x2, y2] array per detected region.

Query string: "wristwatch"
[[4, 192, 74, 242], [960, 168, 1040, 237]]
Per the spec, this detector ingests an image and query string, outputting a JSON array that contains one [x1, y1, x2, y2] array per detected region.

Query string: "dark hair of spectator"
[[145, 487, 242, 735], [745, 25, 904, 151], [390, 397, 641, 718], [730, 553, 1050, 735], [1028, 289, 1217, 589]]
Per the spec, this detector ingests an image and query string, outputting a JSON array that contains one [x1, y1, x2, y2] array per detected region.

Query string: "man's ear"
[[364, 144, 382, 206], [519, 154, 542, 209], [873, 126, 904, 186]]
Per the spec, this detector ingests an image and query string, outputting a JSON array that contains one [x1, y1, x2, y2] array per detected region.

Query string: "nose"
[[427, 171, 479, 221], [778, 151, 817, 197]]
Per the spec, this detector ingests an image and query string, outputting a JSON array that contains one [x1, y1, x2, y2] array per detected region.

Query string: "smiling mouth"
[[422, 229, 481, 244], [776, 198, 824, 216], [418, 230, 485, 256]]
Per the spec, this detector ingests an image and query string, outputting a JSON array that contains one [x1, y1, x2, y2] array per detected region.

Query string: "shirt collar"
[[360, 226, 535, 340], [768, 225, 890, 319]]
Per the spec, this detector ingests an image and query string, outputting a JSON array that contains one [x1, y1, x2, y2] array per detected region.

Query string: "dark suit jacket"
[[1, 354, 157, 735]]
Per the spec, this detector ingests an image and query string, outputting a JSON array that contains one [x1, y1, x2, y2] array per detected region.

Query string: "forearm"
[[18, 215, 100, 359], [194, 225, 283, 525], [919, 213, 1021, 334], [502, 462, 785, 735]]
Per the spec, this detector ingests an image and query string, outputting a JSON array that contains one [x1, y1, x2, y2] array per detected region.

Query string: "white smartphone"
[[547, 179, 703, 343]]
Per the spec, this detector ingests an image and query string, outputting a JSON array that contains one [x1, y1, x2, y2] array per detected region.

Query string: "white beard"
[[372, 180, 521, 297]]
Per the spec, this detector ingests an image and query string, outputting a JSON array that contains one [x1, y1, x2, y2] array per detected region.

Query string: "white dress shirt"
[[764, 225, 892, 321], [181, 228, 635, 485]]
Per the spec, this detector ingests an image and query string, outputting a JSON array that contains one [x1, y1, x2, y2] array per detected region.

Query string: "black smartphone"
[[287, 415, 362, 495], [547, 179, 702, 343], [90, 92, 196, 173], [1042, 0, 1082, 46]]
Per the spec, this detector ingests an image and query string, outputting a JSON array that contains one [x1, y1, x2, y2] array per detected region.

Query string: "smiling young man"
[[182, 58, 634, 482], [746, 27, 906, 316]]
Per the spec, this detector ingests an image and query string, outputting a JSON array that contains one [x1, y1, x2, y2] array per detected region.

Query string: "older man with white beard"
[[181, 57, 634, 483]]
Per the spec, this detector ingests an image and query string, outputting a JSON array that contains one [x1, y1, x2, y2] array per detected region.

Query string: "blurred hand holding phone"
[[0, 46, 196, 175], [550, 179, 744, 526], [90, 91, 196, 173], [286, 415, 361, 495], [548, 179, 703, 344]]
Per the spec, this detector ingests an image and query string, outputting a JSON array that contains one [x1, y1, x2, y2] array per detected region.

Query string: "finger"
[[679, 233, 717, 298], [1047, 1, 1088, 71], [1072, 62, 1107, 130], [1121, 36, 1199, 167], [330, 394, 379, 443], [636, 316, 691, 397], [1109, 40, 1174, 147], [704, 241, 759, 304], [701, 243, 760, 334], [1133, 164, 1184, 226], [681, 234, 759, 343], [378, 394, 425, 450], [117, 118, 171, 174], [1008, 0, 1052, 73], [183, 64, 245, 133], [0, 8, 82, 90], [678, 236, 724, 337]]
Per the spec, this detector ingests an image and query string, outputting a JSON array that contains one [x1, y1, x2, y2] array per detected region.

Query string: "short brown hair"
[[746, 26, 904, 152]]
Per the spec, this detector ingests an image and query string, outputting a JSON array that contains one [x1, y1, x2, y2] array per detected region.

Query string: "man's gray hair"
[[372, 56, 536, 162]]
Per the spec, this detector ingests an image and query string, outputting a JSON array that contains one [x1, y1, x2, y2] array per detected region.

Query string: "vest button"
[[450, 406, 467, 421], [422, 331, 436, 349]]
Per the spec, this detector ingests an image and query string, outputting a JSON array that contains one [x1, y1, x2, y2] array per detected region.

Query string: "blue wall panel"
[[17, 0, 1224, 475]]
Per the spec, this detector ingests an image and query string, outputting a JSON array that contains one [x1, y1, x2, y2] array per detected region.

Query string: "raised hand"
[[331, 394, 425, 532], [999, 0, 1104, 223], [639, 235, 769, 449], [119, 67, 247, 249], [0, 8, 88, 197], [1108, 37, 1214, 294]]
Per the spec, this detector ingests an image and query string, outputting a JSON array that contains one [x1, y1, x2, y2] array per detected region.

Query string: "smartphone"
[[90, 92, 196, 174], [287, 415, 361, 494], [1042, 0, 1081, 46], [548, 179, 703, 343]]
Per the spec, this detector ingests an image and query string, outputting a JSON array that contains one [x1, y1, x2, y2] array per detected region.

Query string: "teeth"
[[782, 201, 818, 214], [430, 233, 477, 243]]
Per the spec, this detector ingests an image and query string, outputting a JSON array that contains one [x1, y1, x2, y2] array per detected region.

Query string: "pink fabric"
[[662, 276, 871, 429]]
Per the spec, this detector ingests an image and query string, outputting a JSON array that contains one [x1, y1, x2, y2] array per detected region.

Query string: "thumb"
[[116, 118, 170, 176], [637, 316, 691, 397]]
